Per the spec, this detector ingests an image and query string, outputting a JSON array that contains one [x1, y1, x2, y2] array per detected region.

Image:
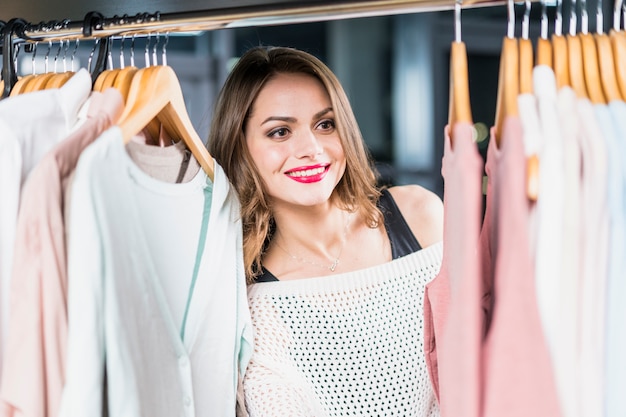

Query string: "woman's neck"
[[272, 204, 352, 257]]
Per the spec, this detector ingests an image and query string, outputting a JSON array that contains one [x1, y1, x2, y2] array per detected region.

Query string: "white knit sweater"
[[244, 242, 443, 417]]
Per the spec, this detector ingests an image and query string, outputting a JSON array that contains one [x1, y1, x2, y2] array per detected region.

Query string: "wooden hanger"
[[566, 35, 586, 97], [552, 0, 571, 89], [93, 69, 114, 91], [116, 65, 214, 181], [9, 74, 36, 96], [448, 0, 473, 147], [45, 71, 74, 89], [596, 13, 622, 102], [579, 4, 606, 104], [580, 35, 605, 103], [112, 66, 138, 101], [23, 72, 56, 93], [552, 35, 570, 88], [565, 0, 589, 99], [537, 38, 553, 67], [519, 0, 534, 94], [494, 0, 519, 146]]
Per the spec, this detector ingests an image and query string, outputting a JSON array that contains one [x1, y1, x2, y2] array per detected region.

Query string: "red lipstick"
[[284, 164, 329, 183]]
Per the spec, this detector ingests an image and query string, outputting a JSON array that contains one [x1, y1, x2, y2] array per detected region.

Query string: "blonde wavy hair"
[[207, 46, 382, 283]]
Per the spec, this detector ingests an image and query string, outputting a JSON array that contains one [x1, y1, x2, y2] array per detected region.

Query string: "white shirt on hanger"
[[532, 65, 565, 371], [592, 100, 624, 417], [605, 99, 626, 417], [555, 85, 584, 417], [59, 126, 253, 417], [0, 69, 91, 376], [575, 96, 609, 417]]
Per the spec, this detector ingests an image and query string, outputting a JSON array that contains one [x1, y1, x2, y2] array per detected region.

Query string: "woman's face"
[[245, 72, 346, 209]]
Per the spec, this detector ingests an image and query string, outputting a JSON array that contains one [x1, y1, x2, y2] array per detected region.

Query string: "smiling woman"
[[245, 72, 346, 210], [207, 45, 444, 416]]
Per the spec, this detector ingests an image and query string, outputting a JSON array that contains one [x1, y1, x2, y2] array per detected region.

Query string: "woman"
[[208, 46, 444, 416]]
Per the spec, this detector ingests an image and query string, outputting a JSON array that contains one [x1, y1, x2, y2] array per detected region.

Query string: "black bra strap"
[[379, 188, 422, 258]]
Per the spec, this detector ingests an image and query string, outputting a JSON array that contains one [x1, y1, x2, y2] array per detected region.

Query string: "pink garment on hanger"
[[481, 116, 561, 417], [0, 88, 124, 417], [435, 122, 485, 417]]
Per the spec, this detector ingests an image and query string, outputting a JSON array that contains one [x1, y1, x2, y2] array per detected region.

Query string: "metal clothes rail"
[[8, 0, 505, 43]]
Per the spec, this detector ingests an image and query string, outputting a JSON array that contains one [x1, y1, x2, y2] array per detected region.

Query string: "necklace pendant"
[[329, 259, 339, 272]]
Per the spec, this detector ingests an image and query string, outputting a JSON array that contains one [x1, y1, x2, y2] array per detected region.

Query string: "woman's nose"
[[294, 129, 323, 158]]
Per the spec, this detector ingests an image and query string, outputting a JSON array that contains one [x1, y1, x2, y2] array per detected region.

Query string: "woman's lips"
[[285, 164, 329, 183]]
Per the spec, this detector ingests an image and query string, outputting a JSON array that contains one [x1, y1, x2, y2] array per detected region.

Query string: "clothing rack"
[[0, 0, 508, 97], [5, 0, 506, 44]]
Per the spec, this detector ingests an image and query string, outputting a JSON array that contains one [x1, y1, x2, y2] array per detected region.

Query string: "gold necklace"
[[274, 212, 353, 272]]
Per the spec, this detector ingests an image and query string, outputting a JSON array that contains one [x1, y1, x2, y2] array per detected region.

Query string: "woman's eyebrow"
[[261, 115, 297, 125]]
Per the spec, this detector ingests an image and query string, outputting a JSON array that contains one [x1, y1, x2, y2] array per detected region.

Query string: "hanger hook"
[[13, 43, 21, 77], [53, 41, 63, 73], [614, 0, 623, 30], [580, 0, 589, 34], [522, 0, 532, 39], [568, 0, 578, 35], [555, 0, 564, 35], [71, 39, 79, 72], [596, 0, 603, 33], [44, 40, 52, 73], [144, 33, 151, 67], [119, 34, 126, 69], [454, 0, 462, 43], [31, 42, 38, 75], [540, 0, 549, 39], [152, 32, 160, 66], [87, 38, 99, 73], [106, 37, 114, 70], [130, 33, 136, 67], [62, 39, 69, 72], [507, 0, 516, 38], [161, 31, 169, 66]]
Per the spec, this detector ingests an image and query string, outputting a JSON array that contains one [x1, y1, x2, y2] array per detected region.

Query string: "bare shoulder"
[[386, 184, 443, 248]]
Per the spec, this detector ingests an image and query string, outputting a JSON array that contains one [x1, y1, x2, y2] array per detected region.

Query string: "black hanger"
[[82, 11, 111, 85], [2, 18, 27, 98]]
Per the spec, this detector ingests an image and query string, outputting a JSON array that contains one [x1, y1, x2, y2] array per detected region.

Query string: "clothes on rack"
[[0, 68, 92, 380], [426, 38, 626, 414], [0, 86, 123, 417], [428, 121, 484, 417], [0, 63, 252, 417], [480, 116, 561, 417], [59, 128, 252, 417]]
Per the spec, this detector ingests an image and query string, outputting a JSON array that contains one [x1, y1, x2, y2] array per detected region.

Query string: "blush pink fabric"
[[0, 88, 123, 417], [436, 122, 485, 417], [423, 122, 486, 416], [481, 116, 561, 417]]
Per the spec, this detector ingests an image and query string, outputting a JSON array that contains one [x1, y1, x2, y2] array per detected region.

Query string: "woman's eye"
[[317, 119, 335, 131], [268, 127, 289, 138]]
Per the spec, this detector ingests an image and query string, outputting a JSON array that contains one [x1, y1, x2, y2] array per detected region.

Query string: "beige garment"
[[125, 128, 201, 183], [0, 88, 124, 417]]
